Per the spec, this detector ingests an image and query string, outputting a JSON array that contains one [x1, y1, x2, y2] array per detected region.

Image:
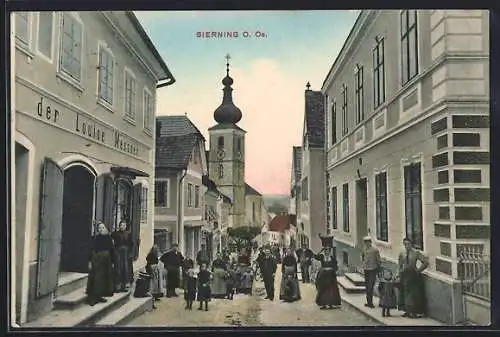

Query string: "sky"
[[135, 10, 360, 195]]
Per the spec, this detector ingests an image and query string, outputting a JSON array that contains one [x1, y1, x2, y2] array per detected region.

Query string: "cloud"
[[156, 58, 305, 195]]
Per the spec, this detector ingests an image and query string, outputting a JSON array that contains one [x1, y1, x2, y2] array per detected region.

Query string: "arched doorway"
[[60, 164, 96, 273]]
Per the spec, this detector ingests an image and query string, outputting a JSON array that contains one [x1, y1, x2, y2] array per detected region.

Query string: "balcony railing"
[[458, 250, 490, 301]]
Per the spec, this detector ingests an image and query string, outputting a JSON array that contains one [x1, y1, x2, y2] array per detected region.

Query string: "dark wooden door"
[[37, 158, 64, 298], [60, 166, 94, 273]]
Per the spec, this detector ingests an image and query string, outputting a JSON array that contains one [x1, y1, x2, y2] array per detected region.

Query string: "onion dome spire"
[[214, 54, 242, 124]]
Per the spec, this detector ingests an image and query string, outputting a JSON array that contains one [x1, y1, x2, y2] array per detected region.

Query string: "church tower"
[[208, 55, 246, 228]]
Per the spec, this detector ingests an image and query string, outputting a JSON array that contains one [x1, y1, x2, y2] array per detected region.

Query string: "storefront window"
[[114, 179, 132, 231]]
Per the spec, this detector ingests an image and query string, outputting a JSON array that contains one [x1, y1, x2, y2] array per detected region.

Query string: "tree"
[[267, 201, 288, 216], [227, 226, 262, 251]]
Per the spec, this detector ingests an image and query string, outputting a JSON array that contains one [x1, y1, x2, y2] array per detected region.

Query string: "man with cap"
[[361, 235, 381, 308], [160, 243, 184, 297]]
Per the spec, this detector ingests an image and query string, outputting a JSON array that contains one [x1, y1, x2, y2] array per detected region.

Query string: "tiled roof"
[[304, 90, 325, 147], [292, 146, 302, 181], [202, 175, 232, 204], [155, 134, 199, 169], [245, 183, 262, 196], [268, 215, 292, 232], [157, 115, 205, 140]]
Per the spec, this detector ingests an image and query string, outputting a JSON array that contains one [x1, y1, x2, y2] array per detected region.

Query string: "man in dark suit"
[[258, 247, 277, 301], [160, 244, 184, 297], [296, 243, 314, 283]]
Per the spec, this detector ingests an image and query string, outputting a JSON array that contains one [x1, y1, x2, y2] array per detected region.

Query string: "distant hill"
[[263, 195, 290, 215]]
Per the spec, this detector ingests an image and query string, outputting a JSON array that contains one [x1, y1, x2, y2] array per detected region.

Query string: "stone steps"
[[54, 287, 88, 310], [337, 276, 366, 294], [344, 272, 365, 287], [24, 290, 132, 327], [56, 272, 88, 298], [95, 296, 153, 326]]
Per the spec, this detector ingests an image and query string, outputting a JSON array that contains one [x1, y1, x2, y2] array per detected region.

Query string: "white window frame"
[[57, 12, 84, 90], [140, 186, 148, 223], [155, 178, 170, 208], [143, 87, 154, 133], [97, 41, 115, 111], [36, 11, 56, 62], [15, 12, 33, 55], [124, 67, 137, 124]]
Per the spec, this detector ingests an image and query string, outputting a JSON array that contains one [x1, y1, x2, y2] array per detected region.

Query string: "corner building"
[[322, 10, 489, 324], [12, 11, 174, 324]]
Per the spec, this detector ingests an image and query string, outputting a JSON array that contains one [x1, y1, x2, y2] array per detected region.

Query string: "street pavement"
[[126, 265, 379, 327]]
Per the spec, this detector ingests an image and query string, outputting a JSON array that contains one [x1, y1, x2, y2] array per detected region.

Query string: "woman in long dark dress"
[[398, 237, 429, 318], [146, 245, 163, 302], [314, 235, 341, 309], [86, 222, 115, 306], [111, 220, 133, 292], [279, 248, 301, 302]]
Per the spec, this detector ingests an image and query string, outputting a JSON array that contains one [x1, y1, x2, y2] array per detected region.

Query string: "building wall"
[[323, 9, 489, 324], [14, 11, 166, 323], [244, 195, 265, 227]]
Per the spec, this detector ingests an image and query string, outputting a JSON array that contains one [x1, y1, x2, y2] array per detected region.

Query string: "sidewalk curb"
[[340, 296, 387, 325]]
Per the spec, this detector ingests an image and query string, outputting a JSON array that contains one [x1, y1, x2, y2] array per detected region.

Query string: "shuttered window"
[[404, 162, 423, 250], [124, 70, 136, 120], [375, 172, 388, 242], [60, 12, 83, 82]]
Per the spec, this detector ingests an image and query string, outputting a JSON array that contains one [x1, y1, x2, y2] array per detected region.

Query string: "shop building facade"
[[155, 115, 208, 259], [12, 11, 175, 325], [322, 10, 489, 324]]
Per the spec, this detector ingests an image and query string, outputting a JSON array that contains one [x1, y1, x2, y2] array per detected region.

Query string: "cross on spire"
[[306, 81, 311, 90], [225, 54, 231, 75]]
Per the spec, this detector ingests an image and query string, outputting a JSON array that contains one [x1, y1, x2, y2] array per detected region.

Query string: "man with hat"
[[160, 243, 184, 297], [361, 235, 381, 308], [296, 243, 314, 283]]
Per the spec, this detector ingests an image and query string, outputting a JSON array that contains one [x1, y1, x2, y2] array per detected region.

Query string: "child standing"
[[197, 263, 212, 311], [184, 269, 197, 310], [225, 262, 237, 300], [378, 269, 397, 317]]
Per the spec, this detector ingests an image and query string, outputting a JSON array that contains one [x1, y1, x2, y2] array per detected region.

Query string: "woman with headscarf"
[[146, 245, 163, 303], [279, 248, 301, 302], [86, 222, 115, 306], [314, 234, 341, 309], [211, 252, 228, 298], [111, 220, 133, 292]]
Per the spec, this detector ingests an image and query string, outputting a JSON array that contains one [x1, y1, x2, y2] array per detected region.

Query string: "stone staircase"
[[337, 272, 366, 294], [24, 272, 152, 328]]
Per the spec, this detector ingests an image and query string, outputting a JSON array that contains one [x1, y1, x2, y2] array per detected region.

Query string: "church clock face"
[[217, 149, 225, 160]]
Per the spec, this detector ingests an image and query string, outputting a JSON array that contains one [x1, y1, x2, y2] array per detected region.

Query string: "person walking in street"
[[146, 245, 163, 303], [279, 248, 301, 302], [296, 244, 313, 283], [398, 237, 429, 318], [196, 244, 211, 268], [314, 234, 341, 310], [211, 253, 228, 298], [197, 263, 212, 311], [361, 236, 381, 308], [86, 222, 115, 306], [111, 220, 133, 292], [160, 243, 184, 297], [258, 247, 277, 301], [225, 261, 237, 300]]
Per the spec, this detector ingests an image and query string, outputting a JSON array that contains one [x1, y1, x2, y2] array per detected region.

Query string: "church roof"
[[304, 89, 325, 147], [208, 123, 246, 133], [245, 183, 262, 196], [213, 57, 242, 124], [155, 134, 199, 170], [157, 115, 205, 141], [292, 146, 302, 181]]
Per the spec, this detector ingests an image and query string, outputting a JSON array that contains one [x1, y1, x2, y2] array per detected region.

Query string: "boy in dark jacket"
[[197, 263, 212, 311], [225, 262, 237, 300]]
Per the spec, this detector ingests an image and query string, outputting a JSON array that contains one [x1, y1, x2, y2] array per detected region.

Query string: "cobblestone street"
[[127, 267, 379, 327]]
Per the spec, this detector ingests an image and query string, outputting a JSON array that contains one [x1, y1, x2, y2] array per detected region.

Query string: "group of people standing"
[[86, 221, 135, 306]]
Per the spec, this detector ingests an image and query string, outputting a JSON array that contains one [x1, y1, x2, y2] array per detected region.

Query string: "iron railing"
[[458, 250, 490, 301]]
